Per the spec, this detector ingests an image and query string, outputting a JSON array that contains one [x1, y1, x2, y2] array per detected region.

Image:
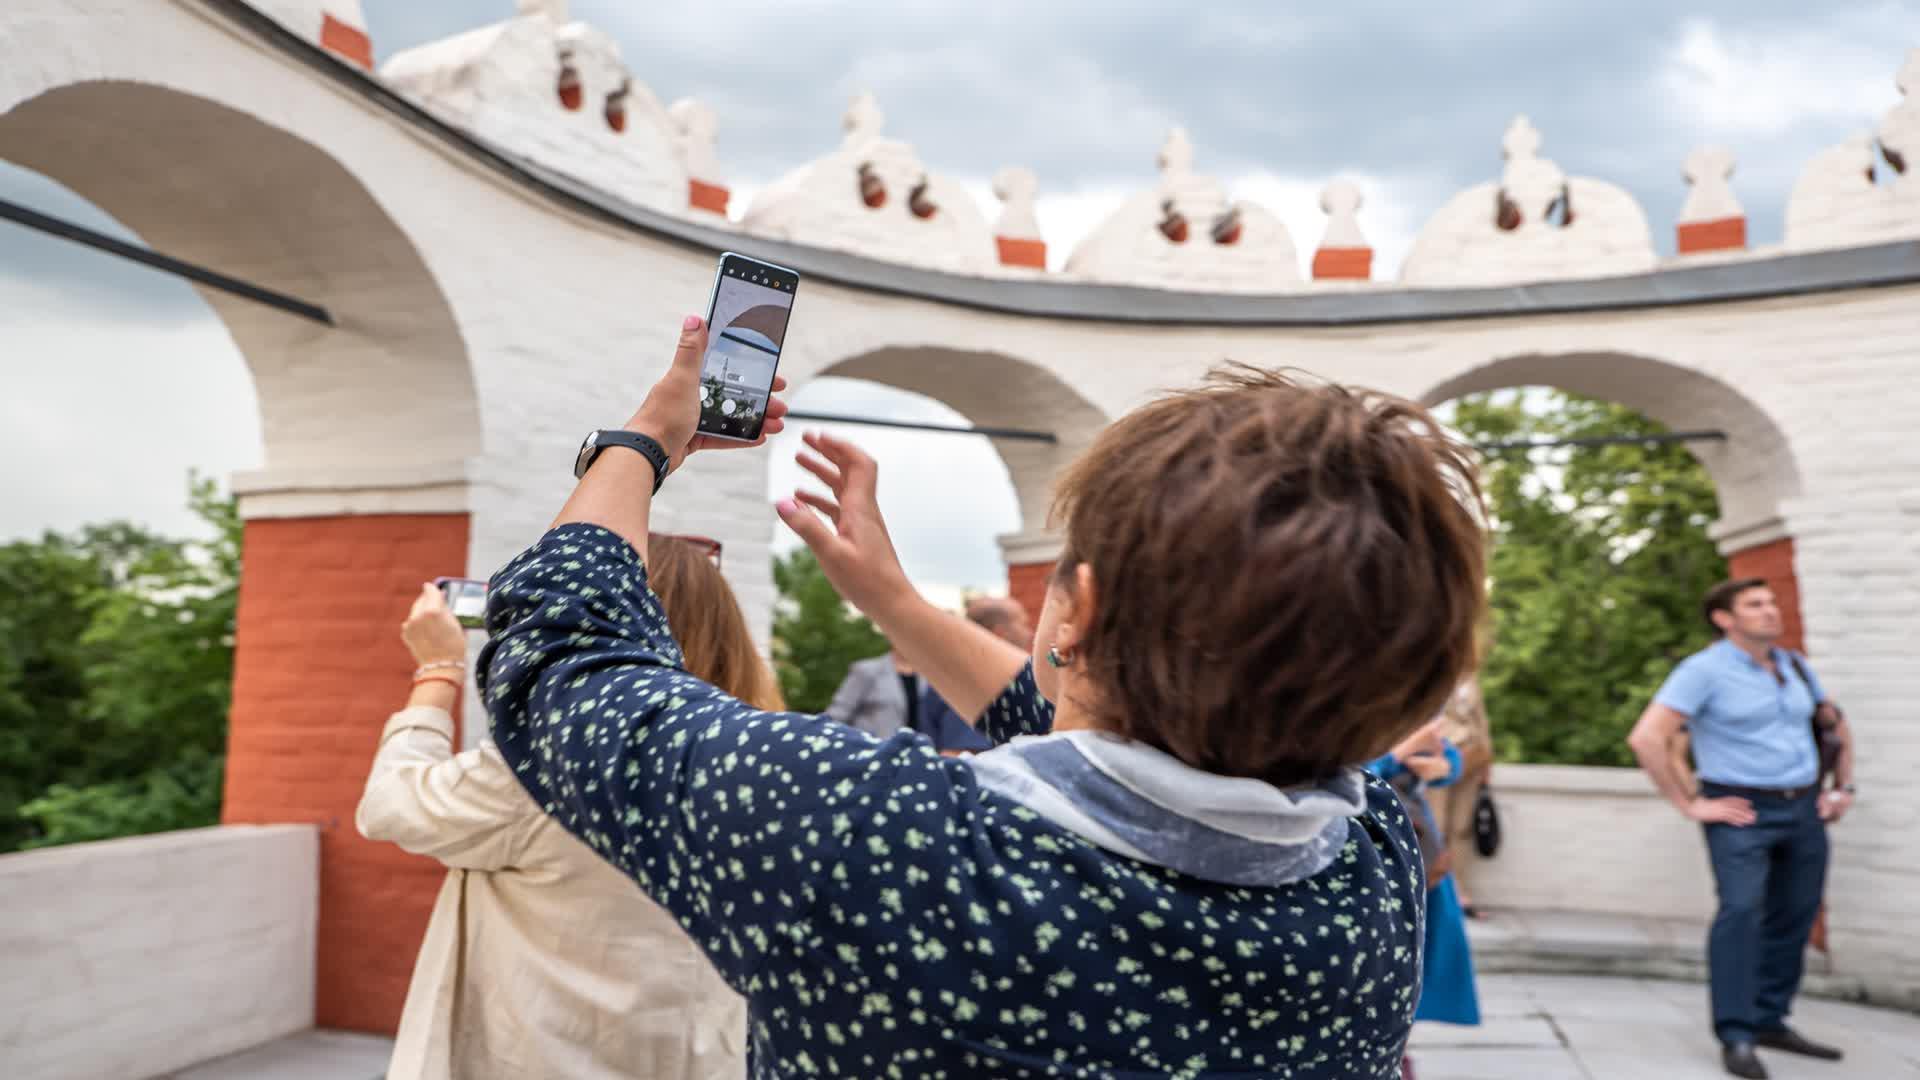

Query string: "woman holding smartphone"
[[479, 316, 1487, 1077], [357, 534, 777, 1080]]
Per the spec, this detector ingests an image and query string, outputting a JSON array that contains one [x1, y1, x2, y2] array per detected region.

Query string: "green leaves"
[[1448, 391, 1724, 767], [771, 548, 889, 713], [0, 474, 237, 852]]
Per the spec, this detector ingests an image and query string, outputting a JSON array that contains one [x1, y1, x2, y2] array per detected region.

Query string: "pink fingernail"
[[682, 315, 702, 331], [775, 498, 797, 515]]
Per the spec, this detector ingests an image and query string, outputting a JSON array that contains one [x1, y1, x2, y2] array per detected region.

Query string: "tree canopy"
[[0, 476, 236, 851], [1445, 389, 1726, 767]]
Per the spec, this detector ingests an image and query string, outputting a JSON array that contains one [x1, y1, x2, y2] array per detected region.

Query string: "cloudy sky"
[[2, 1, 1915, 594]]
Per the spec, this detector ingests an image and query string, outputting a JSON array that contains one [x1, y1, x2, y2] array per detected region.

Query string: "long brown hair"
[[648, 536, 786, 711]]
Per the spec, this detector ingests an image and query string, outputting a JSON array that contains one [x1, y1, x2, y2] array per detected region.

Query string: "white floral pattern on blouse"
[[479, 524, 1427, 1079]]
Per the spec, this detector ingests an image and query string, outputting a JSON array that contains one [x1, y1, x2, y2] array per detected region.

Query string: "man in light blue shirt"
[[1629, 579, 1855, 1079]]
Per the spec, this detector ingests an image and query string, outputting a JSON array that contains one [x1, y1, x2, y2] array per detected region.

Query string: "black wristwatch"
[[574, 429, 670, 492]]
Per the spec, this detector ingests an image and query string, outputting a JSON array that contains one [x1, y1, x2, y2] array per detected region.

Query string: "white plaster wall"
[[7, 0, 1920, 1006], [1456, 765, 1714, 921], [0, 826, 319, 1080]]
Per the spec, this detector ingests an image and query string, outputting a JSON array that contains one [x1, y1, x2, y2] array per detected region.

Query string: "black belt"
[[1700, 780, 1816, 801]]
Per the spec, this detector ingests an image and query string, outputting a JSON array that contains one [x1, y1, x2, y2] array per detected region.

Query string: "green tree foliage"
[[0, 476, 238, 852], [771, 548, 888, 714], [1447, 390, 1727, 766]]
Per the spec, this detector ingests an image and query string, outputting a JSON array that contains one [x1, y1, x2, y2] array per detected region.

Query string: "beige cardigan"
[[356, 706, 746, 1080]]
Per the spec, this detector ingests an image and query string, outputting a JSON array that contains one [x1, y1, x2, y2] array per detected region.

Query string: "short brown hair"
[[648, 536, 785, 711], [1702, 577, 1767, 637], [1049, 367, 1487, 788]]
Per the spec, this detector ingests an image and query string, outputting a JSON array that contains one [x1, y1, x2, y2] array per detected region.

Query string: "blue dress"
[[1366, 744, 1481, 1027]]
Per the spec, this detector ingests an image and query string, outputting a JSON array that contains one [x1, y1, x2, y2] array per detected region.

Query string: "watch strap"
[[581, 430, 670, 492]]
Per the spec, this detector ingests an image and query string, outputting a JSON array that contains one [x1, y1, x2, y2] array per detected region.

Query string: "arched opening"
[[793, 346, 1113, 622], [0, 82, 482, 474], [1418, 353, 1814, 944], [1, 81, 483, 1032], [0, 156, 260, 860], [769, 378, 1022, 598], [1420, 349, 1804, 753], [1424, 352, 1802, 562]]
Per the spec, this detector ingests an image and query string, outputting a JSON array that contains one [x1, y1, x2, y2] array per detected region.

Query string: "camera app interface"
[[698, 259, 796, 440]]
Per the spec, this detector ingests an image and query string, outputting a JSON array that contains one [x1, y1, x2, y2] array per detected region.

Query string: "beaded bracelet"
[[412, 674, 463, 691], [413, 660, 464, 680]]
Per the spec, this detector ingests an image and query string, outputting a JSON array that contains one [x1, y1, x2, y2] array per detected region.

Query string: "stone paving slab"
[[158, 975, 1919, 1078], [1467, 908, 1862, 1000], [1408, 974, 1920, 1080]]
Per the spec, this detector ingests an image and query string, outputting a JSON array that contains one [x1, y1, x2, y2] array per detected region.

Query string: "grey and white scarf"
[[965, 730, 1367, 887]]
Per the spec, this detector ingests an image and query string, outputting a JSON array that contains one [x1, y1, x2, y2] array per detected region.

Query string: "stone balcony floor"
[[160, 972, 1920, 1080], [1410, 972, 1918, 1079], [158, 904, 1920, 1080]]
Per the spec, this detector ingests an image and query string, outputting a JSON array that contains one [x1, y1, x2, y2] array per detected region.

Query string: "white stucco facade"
[[5, 0, 1920, 1014]]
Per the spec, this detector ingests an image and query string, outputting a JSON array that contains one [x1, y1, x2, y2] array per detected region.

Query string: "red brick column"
[[1726, 536, 1804, 653], [223, 513, 471, 1033], [1007, 561, 1055, 634]]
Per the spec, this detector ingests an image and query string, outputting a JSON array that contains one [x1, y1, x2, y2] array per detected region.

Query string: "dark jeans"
[[1701, 783, 1828, 1045]]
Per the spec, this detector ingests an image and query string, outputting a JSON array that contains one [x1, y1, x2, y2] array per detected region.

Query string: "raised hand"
[[402, 583, 468, 667], [774, 430, 915, 619]]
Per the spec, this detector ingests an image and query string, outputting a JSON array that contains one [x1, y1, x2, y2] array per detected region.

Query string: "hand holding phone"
[[695, 253, 799, 442]]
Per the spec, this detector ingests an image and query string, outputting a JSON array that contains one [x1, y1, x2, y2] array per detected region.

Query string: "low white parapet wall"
[[1456, 764, 1715, 921], [0, 825, 319, 1080]]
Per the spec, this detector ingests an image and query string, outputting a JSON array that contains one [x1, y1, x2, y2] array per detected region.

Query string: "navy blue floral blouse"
[[479, 524, 1426, 1078]]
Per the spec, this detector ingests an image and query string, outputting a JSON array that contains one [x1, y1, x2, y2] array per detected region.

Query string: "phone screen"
[[697, 253, 799, 441], [437, 578, 488, 630]]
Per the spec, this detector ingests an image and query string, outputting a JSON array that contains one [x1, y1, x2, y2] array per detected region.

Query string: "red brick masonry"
[[223, 513, 470, 1033]]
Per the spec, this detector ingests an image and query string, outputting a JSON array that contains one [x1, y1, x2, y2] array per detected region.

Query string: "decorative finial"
[[843, 92, 884, 146], [517, 0, 569, 22], [992, 167, 1041, 238], [1157, 128, 1195, 176], [1502, 115, 1543, 162], [1681, 146, 1741, 218], [670, 99, 718, 146], [1319, 180, 1366, 248]]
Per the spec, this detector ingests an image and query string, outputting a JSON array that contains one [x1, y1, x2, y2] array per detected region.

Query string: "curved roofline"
[[210, 0, 1920, 327]]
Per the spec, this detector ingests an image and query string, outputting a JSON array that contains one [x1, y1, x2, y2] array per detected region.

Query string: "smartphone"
[[434, 577, 488, 630], [696, 252, 800, 442]]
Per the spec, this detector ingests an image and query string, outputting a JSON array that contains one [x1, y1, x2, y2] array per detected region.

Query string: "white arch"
[[0, 81, 483, 506], [810, 345, 1115, 563], [1421, 351, 1802, 553]]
